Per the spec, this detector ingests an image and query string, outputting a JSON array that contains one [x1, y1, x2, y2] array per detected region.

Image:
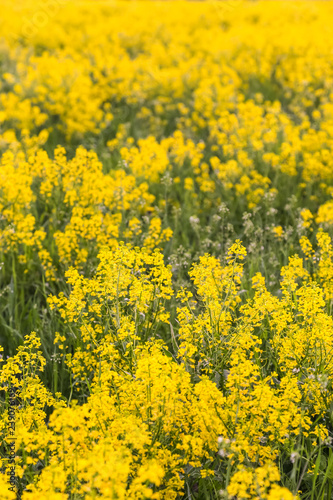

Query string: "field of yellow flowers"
[[1, 0, 333, 498]]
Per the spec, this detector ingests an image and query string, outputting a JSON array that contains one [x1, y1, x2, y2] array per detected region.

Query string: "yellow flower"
[[272, 226, 284, 239]]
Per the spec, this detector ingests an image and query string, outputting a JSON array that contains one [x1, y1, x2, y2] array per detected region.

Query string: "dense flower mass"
[[1, 0, 333, 498]]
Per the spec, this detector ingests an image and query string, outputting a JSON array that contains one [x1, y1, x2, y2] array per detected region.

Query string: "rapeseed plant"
[[1, 0, 333, 498]]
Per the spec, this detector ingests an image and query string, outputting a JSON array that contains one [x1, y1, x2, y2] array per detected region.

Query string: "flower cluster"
[[1, 1, 333, 498]]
